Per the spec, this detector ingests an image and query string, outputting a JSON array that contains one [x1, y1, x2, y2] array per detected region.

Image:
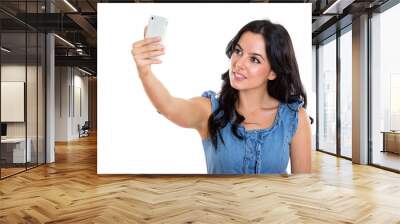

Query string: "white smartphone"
[[145, 15, 168, 42]]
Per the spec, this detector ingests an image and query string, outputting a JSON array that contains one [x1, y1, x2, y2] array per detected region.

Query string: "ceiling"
[[0, 0, 393, 75]]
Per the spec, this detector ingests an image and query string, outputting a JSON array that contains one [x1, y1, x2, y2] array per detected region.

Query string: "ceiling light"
[[78, 67, 92, 76], [54, 34, 75, 48], [323, 0, 355, 15], [63, 0, 78, 12], [1, 47, 11, 53]]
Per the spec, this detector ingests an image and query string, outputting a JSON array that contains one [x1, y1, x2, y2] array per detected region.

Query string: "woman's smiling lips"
[[233, 71, 247, 81]]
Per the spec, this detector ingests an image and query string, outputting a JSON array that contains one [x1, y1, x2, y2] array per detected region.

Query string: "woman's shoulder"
[[279, 99, 309, 142], [201, 90, 217, 98], [201, 90, 219, 113], [283, 99, 304, 112], [189, 93, 214, 119], [279, 99, 305, 124]]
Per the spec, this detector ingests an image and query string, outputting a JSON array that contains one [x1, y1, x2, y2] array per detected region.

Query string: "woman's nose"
[[235, 57, 245, 70]]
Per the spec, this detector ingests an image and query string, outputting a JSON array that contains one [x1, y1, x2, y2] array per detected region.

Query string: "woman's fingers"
[[131, 47, 163, 67], [135, 58, 162, 67], [135, 50, 165, 59], [133, 44, 164, 55], [131, 34, 164, 69], [142, 58, 162, 65], [133, 36, 161, 48]]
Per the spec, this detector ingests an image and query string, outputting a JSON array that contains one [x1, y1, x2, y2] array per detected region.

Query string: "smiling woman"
[[131, 19, 311, 175]]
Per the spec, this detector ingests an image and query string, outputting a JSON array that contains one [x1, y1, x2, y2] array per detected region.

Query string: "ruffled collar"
[[231, 102, 284, 137]]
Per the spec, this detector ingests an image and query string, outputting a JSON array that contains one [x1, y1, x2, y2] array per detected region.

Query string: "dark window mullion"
[[367, 11, 373, 165], [337, 29, 341, 157], [25, 0, 28, 171], [36, 0, 39, 167], [44, 0, 48, 165], [0, 26, 2, 179], [316, 45, 319, 150]]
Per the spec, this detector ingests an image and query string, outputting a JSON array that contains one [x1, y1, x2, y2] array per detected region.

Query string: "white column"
[[352, 14, 369, 164], [46, 1, 55, 163]]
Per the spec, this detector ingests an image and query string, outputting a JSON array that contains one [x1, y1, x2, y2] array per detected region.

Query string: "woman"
[[131, 20, 311, 174]]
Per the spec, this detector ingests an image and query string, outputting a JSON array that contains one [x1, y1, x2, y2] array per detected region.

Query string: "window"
[[317, 36, 337, 155], [371, 2, 400, 171], [0, 1, 46, 179], [339, 28, 352, 158]]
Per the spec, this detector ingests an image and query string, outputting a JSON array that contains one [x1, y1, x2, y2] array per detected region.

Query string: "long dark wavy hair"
[[208, 20, 308, 149]]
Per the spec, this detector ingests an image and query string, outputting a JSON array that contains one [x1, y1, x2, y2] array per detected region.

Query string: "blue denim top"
[[201, 90, 304, 174]]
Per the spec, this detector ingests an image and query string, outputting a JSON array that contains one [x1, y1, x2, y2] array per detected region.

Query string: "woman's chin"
[[230, 82, 244, 91], [230, 80, 245, 90]]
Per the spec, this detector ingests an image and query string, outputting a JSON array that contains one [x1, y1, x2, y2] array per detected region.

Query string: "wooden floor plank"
[[1, 134, 400, 223]]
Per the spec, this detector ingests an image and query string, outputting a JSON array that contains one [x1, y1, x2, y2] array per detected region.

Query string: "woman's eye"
[[251, 57, 260, 64], [234, 48, 241, 55]]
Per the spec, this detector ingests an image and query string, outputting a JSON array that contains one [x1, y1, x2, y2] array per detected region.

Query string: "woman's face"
[[229, 31, 276, 91]]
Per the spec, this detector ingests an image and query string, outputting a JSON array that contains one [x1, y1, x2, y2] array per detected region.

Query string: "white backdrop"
[[98, 3, 311, 174]]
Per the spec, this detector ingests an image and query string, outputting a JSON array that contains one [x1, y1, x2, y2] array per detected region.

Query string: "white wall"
[[55, 66, 89, 141], [73, 72, 89, 136], [55, 66, 69, 141]]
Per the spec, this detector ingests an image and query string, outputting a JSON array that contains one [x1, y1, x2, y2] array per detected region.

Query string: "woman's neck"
[[236, 87, 279, 113]]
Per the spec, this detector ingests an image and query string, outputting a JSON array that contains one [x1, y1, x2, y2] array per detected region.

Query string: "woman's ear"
[[268, 71, 277, 80]]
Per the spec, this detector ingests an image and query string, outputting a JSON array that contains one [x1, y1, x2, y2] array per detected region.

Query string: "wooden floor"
[[0, 167, 26, 178], [373, 151, 400, 171], [1, 162, 45, 178], [1, 134, 400, 223]]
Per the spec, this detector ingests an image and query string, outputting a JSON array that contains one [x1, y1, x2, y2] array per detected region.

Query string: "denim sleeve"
[[287, 100, 305, 143], [201, 90, 219, 113]]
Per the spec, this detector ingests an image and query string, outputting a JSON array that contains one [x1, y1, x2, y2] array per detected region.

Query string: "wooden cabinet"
[[382, 131, 400, 154]]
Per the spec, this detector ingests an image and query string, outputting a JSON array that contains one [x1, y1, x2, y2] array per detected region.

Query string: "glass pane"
[[0, 1, 46, 178], [318, 37, 337, 154], [371, 4, 400, 171], [38, 32, 45, 165], [1, 31, 27, 177], [340, 29, 352, 158], [311, 45, 317, 150]]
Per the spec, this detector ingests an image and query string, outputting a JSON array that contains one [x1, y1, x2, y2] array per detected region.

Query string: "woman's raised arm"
[[131, 29, 211, 135]]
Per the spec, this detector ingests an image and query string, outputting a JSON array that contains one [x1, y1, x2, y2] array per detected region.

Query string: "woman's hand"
[[131, 26, 165, 77]]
